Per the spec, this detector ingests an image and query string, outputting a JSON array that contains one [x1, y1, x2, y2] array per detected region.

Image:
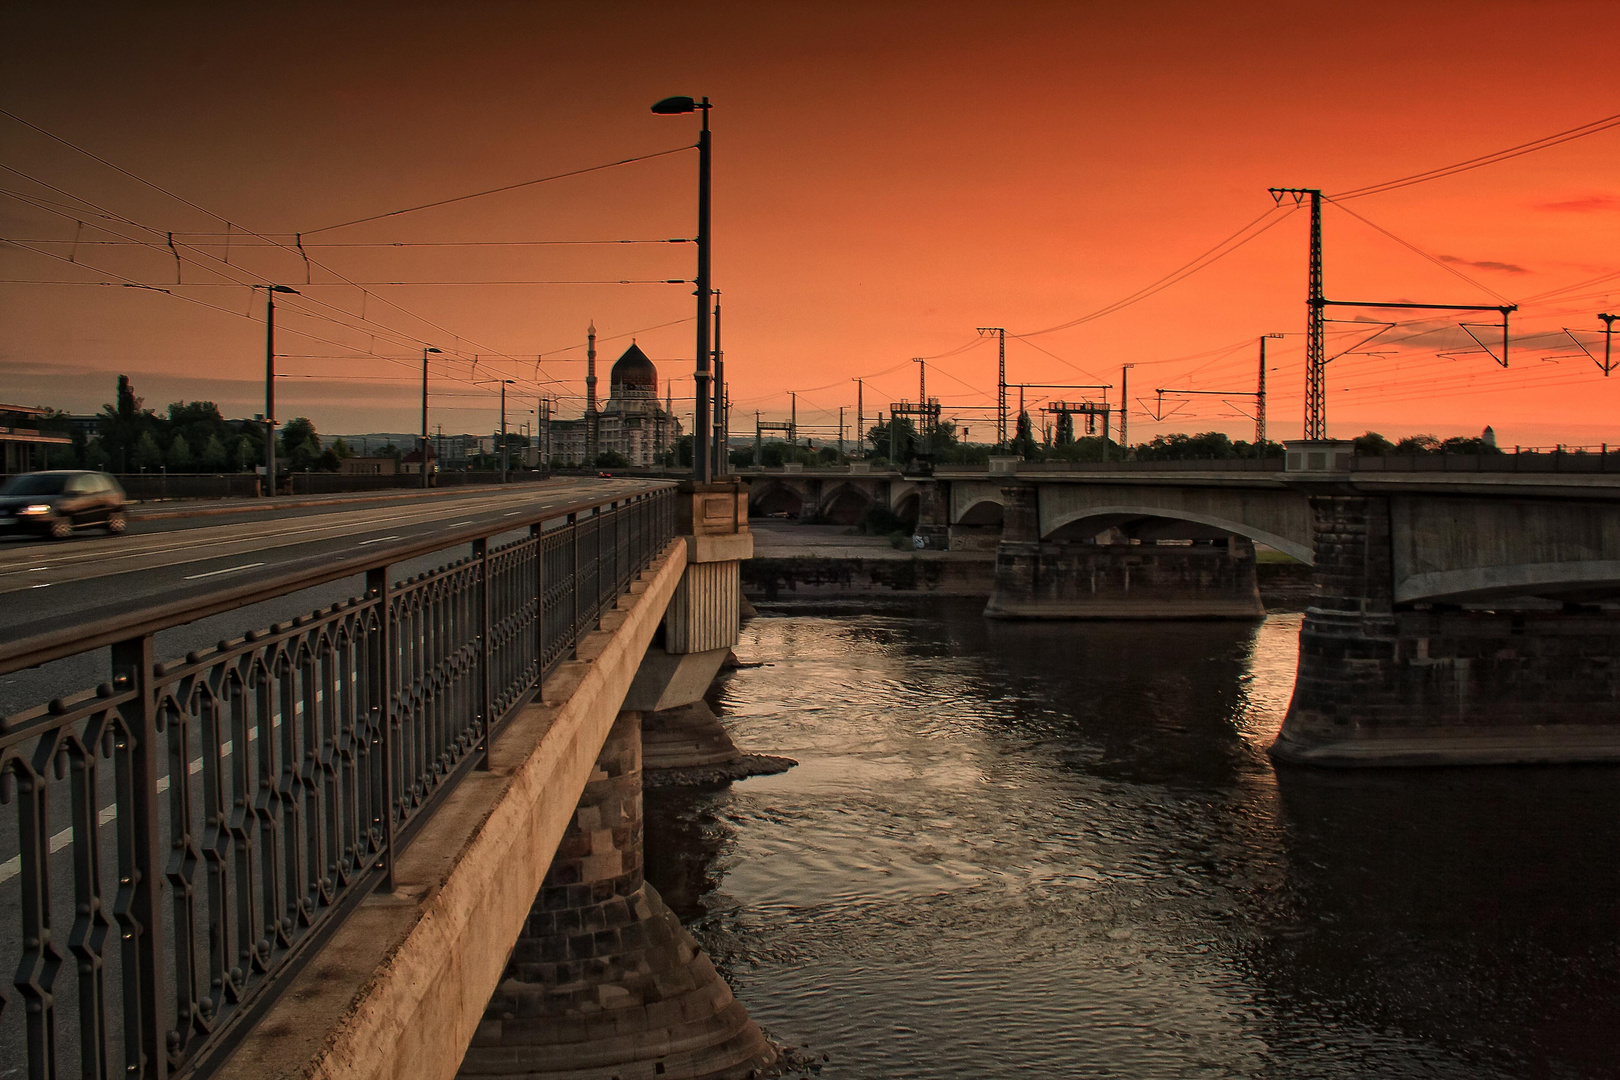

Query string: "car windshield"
[[0, 473, 68, 496]]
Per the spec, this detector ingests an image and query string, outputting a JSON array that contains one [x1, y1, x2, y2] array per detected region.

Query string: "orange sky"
[[2, 0, 1617, 447]]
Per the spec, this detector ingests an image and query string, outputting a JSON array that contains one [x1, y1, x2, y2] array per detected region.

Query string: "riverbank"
[[742, 520, 1314, 610]]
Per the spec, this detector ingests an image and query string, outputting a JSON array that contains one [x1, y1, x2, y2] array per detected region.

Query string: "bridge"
[[0, 480, 773, 1080], [742, 443, 1620, 765]]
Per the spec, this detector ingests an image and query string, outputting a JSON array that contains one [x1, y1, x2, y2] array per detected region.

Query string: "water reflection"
[[643, 598, 1620, 1078]]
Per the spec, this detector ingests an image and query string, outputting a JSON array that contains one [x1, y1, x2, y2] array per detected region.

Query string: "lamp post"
[[420, 346, 442, 487], [500, 379, 514, 483], [261, 284, 300, 496], [651, 94, 713, 483]]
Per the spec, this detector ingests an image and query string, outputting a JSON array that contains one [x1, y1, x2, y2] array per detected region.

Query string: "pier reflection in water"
[[643, 598, 1620, 1079]]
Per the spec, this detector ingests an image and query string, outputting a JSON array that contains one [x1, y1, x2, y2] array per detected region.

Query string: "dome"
[[610, 343, 657, 393]]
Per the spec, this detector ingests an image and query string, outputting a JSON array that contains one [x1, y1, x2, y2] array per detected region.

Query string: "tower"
[[585, 321, 599, 465]]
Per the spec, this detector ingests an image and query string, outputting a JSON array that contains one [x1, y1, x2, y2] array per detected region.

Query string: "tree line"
[[35, 375, 388, 474]]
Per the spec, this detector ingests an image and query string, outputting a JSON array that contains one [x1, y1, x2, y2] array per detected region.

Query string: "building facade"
[[548, 340, 680, 467]]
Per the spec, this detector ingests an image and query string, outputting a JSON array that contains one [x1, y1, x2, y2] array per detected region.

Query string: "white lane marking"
[[184, 561, 265, 581], [30, 583, 51, 589], [0, 713, 294, 884], [357, 535, 402, 546], [28, 566, 49, 571], [503, 511, 521, 516], [449, 520, 473, 527]]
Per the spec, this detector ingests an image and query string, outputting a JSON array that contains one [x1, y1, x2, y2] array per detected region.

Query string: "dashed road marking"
[[184, 561, 265, 580]]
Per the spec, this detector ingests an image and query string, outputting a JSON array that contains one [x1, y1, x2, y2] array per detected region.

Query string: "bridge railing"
[[0, 485, 676, 1080]]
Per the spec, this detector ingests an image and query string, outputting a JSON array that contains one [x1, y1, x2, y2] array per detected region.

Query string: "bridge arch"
[[955, 497, 1005, 526], [749, 479, 806, 519], [817, 482, 875, 525], [1042, 503, 1314, 564]]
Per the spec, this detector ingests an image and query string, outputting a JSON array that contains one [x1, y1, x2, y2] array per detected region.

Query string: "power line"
[[299, 146, 692, 235], [1330, 111, 1620, 201]]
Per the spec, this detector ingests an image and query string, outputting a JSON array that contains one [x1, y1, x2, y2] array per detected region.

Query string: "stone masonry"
[[460, 711, 776, 1079], [1273, 494, 1620, 765]]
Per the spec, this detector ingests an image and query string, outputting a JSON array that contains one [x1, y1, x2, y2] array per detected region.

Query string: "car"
[[0, 470, 128, 539], [598, 471, 613, 478]]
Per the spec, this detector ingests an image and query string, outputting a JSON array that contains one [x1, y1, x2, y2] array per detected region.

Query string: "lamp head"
[[426, 347, 442, 354], [651, 96, 697, 115], [269, 285, 300, 294]]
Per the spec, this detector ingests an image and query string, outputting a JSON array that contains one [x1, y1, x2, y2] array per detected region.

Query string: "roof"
[[610, 344, 657, 390]]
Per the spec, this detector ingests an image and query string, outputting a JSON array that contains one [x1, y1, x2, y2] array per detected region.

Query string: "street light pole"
[[500, 380, 513, 483], [262, 284, 299, 497], [420, 345, 441, 488], [652, 94, 714, 483]]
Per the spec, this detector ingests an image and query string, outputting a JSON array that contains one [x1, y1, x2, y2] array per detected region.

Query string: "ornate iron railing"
[[0, 486, 677, 1079]]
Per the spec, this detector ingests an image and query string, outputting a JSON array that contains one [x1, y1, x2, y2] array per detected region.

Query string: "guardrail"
[[0, 485, 677, 1079]]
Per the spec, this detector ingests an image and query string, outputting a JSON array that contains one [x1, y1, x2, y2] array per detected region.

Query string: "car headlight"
[[20, 504, 52, 515]]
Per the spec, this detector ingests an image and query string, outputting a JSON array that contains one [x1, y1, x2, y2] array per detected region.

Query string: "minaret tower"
[[585, 321, 599, 465]]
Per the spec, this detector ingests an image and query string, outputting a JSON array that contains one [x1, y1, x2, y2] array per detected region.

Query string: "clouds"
[[1438, 255, 1529, 274], [1536, 194, 1620, 213]]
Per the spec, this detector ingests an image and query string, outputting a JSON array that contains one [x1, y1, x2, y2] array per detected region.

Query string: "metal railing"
[[0, 485, 676, 1079]]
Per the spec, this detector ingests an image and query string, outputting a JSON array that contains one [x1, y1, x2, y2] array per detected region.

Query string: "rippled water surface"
[[643, 598, 1620, 1079]]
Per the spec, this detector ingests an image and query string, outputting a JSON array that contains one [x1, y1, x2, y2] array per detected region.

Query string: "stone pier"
[[459, 712, 775, 1079], [1272, 491, 1620, 765], [985, 481, 1265, 619]]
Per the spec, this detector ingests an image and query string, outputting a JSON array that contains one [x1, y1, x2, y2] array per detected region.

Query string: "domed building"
[[549, 327, 680, 468]]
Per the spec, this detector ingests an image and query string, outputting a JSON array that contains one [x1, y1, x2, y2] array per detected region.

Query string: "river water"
[[643, 598, 1620, 1079]]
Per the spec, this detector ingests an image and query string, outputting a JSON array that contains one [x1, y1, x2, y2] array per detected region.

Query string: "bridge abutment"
[[985, 538, 1266, 619], [1273, 494, 1620, 765]]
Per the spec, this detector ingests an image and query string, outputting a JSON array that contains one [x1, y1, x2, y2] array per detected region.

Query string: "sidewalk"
[[128, 483, 513, 521]]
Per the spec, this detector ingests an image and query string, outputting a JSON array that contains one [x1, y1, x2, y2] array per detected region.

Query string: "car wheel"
[[50, 518, 73, 539], [107, 511, 127, 535]]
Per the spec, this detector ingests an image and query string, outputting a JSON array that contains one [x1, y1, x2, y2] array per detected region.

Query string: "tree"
[[98, 375, 159, 471], [1393, 434, 1441, 455], [594, 450, 630, 469], [330, 436, 353, 460], [289, 434, 323, 471], [132, 431, 164, 470], [280, 417, 317, 458], [83, 440, 112, 471], [1353, 431, 1396, 455], [168, 434, 195, 471], [232, 435, 258, 472], [202, 434, 230, 471], [317, 448, 342, 471]]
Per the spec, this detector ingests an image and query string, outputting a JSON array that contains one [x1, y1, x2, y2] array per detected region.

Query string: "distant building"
[[0, 403, 71, 475], [401, 446, 436, 475], [1483, 425, 1497, 448], [339, 456, 397, 476], [549, 341, 679, 467]]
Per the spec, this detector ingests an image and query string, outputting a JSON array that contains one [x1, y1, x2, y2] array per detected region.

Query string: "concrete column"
[[460, 711, 776, 1079], [1272, 494, 1620, 765], [913, 479, 950, 549], [999, 481, 1039, 543]]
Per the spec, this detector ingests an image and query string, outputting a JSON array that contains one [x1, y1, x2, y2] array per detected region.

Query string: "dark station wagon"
[[0, 470, 129, 539]]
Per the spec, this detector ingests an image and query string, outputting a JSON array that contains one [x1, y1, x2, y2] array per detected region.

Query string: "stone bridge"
[[744, 447, 1620, 766]]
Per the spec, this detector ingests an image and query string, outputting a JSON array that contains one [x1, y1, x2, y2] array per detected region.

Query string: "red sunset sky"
[[2, 0, 1617, 447]]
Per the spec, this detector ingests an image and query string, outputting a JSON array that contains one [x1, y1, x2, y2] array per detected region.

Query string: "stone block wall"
[[985, 539, 1265, 619], [1274, 494, 1620, 765]]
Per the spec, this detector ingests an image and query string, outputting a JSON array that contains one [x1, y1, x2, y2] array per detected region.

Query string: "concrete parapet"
[[1273, 494, 1620, 765], [460, 712, 775, 1079], [985, 538, 1265, 619]]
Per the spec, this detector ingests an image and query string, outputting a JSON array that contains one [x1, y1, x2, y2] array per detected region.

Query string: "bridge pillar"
[[1273, 493, 1620, 765], [986, 483, 1264, 618], [459, 710, 776, 1079], [913, 478, 951, 549]]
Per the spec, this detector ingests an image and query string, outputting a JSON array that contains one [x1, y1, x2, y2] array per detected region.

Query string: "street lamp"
[[260, 284, 300, 497], [499, 379, 514, 484], [420, 346, 442, 488], [651, 94, 713, 483]]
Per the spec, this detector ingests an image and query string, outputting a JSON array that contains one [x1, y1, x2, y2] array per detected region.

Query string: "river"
[[643, 597, 1620, 1079]]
